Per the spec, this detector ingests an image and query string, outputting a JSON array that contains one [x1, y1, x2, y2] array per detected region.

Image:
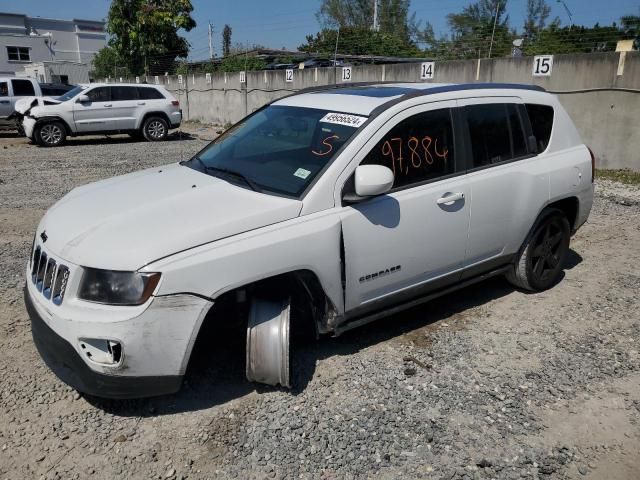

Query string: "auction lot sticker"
[[320, 112, 367, 128]]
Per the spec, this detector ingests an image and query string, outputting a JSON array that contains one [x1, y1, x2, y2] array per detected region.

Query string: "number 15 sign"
[[532, 55, 553, 77]]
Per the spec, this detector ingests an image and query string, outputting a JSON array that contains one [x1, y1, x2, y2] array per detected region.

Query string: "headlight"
[[78, 268, 161, 306]]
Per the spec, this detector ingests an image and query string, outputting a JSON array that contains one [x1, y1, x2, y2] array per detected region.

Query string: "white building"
[[0, 12, 105, 78]]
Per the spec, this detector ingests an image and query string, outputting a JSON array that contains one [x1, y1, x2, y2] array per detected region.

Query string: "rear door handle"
[[104, 103, 112, 107], [137, 101, 146, 105], [0, 100, 9, 104], [437, 192, 465, 205]]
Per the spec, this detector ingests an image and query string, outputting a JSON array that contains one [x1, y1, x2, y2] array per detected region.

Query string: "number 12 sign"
[[420, 62, 434, 80], [533, 55, 553, 77]]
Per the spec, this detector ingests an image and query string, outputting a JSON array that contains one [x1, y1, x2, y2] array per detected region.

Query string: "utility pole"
[[556, 1, 573, 30], [372, 0, 378, 31], [488, 1, 500, 59], [208, 21, 214, 60]]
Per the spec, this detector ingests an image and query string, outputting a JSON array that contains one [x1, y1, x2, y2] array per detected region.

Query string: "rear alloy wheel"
[[36, 121, 66, 147], [142, 116, 168, 142], [506, 209, 571, 292]]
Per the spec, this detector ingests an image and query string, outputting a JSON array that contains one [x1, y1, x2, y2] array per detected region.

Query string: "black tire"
[[142, 116, 168, 142], [506, 208, 571, 292], [35, 121, 66, 147]]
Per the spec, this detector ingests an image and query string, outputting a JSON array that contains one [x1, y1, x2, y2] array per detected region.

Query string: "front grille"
[[30, 244, 69, 306]]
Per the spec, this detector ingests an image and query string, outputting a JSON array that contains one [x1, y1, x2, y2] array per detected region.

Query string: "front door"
[[0, 81, 11, 118], [73, 86, 114, 132], [340, 102, 470, 312]]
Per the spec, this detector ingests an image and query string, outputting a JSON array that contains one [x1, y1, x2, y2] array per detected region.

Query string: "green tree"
[[523, 0, 551, 40], [299, 26, 422, 57], [222, 24, 232, 57], [219, 55, 266, 72], [107, 0, 196, 76], [91, 46, 125, 79], [444, 0, 512, 59]]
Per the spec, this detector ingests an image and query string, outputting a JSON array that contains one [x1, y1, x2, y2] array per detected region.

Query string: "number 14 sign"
[[420, 62, 434, 80]]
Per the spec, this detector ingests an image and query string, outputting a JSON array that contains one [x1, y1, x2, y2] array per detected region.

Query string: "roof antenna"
[[333, 27, 340, 87]]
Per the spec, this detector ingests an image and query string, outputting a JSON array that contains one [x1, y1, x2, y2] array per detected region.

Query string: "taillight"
[[171, 100, 179, 107], [587, 146, 596, 183]]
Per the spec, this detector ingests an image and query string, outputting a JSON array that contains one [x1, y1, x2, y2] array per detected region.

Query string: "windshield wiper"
[[205, 165, 262, 192]]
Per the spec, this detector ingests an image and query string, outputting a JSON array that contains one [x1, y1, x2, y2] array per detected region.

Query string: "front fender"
[[144, 210, 345, 315]]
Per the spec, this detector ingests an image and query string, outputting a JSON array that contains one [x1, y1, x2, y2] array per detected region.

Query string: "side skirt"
[[334, 263, 511, 336]]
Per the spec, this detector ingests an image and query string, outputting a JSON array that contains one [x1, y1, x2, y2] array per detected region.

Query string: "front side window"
[[86, 87, 110, 102], [7, 46, 30, 61], [361, 108, 455, 189], [184, 106, 365, 197], [11, 79, 35, 96], [466, 103, 528, 168], [110, 86, 138, 101]]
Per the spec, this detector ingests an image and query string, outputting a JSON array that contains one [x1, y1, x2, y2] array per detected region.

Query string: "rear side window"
[[86, 87, 110, 102], [0, 82, 7, 97], [110, 86, 138, 101], [526, 104, 554, 152], [11, 79, 35, 96], [137, 87, 165, 99], [361, 108, 455, 189], [466, 103, 528, 167]]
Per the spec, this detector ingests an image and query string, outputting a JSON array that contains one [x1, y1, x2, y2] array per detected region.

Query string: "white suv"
[[20, 83, 182, 146], [24, 82, 594, 398]]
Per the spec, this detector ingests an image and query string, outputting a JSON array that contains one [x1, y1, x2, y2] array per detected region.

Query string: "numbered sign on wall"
[[239, 71, 246, 83], [285, 69, 294, 82], [420, 62, 435, 80], [342, 67, 352, 82], [533, 55, 553, 77], [206, 73, 212, 84], [154, 75, 159, 84], [178, 75, 183, 85], [135, 76, 140, 84]]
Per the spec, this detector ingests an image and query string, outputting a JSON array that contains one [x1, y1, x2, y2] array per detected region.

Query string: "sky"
[[3, 0, 639, 60]]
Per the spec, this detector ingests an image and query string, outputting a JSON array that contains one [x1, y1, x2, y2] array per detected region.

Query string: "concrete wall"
[[129, 52, 639, 170]]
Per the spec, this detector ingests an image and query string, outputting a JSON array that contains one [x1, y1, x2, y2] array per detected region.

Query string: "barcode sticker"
[[320, 112, 367, 128]]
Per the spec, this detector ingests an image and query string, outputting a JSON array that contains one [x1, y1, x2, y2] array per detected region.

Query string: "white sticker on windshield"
[[294, 168, 311, 179], [320, 112, 367, 128]]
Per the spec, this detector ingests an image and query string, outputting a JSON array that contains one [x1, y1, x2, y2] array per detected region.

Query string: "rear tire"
[[506, 208, 571, 292], [35, 121, 66, 147], [142, 116, 168, 142]]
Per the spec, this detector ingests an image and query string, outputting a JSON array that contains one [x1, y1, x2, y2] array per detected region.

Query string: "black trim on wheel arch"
[[24, 286, 183, 399]]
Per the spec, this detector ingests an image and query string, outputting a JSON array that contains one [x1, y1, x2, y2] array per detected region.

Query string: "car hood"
[[38, 163, 302, 270], [14, 96, 61, 114]]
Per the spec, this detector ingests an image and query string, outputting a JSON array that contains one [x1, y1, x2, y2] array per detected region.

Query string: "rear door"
[[72, 86, 114, 132], [110, 86, 140, 130], [458, 98, 548, 275], [0, 81, 11, 118]]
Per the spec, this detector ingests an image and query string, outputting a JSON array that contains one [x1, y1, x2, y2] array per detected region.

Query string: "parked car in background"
[[18, 83, 182, 146], [24, 82, 594, 398], [0, 77, 43, 130]]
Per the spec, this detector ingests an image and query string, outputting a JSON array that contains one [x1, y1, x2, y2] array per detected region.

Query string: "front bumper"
[[26, 286, 184, 399]]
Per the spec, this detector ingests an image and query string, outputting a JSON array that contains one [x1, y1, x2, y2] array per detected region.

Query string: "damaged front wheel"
[[246, 296, 291, 388]]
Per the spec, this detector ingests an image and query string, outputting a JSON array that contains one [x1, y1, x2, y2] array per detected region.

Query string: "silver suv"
[[20, 83, 182, 147]]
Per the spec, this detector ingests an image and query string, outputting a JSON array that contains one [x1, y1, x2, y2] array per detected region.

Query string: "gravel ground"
[[0, 130, 639, 480]]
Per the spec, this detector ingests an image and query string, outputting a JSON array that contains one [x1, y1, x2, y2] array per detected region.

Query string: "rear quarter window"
[[137, 87, 165, 100], [525, 104, 554, 153]]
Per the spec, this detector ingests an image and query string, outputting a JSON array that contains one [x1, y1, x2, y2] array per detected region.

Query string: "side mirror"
[[355, 165, 394, 197], [77, 94, 90, 103]]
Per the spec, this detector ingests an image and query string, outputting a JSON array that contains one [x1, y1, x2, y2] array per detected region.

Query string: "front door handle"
[[437, 192, 465, 205], [104, 103, 113, 107], [137, 101, 146, 105], [0, 100, 9, 104]]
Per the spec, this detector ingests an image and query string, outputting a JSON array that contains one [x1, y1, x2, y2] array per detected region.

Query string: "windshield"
[[57, 85, 86, 102], [183, 105, 366, 197]]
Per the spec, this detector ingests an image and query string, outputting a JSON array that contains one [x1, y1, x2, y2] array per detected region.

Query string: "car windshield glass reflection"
[[183, 106, 366, 197]]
